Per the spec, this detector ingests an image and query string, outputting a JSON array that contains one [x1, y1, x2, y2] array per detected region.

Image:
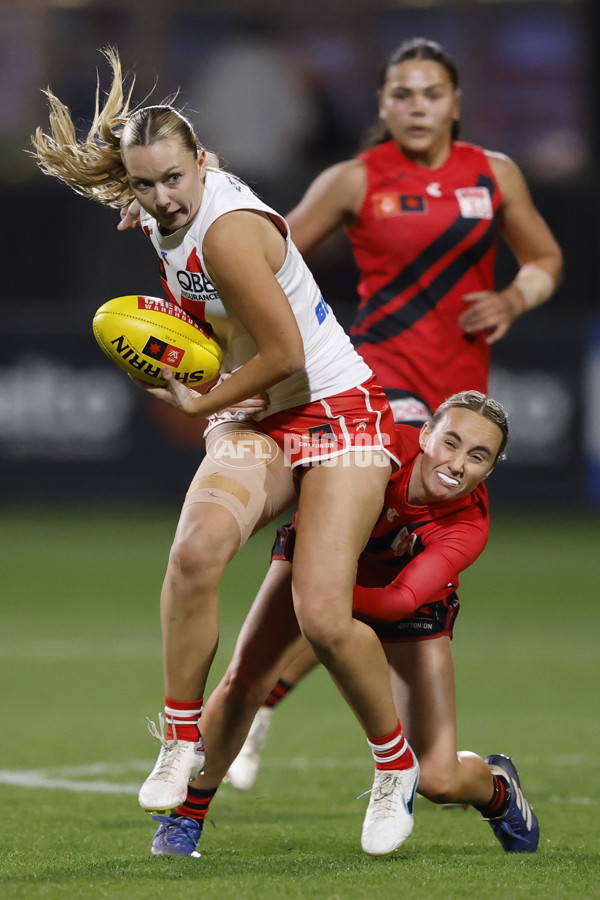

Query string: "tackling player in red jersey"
[[152, 391, 539, 857], [225, 36, 563, 788]]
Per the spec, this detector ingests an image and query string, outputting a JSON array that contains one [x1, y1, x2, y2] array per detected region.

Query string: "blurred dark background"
[[2, 0, 599, 510]]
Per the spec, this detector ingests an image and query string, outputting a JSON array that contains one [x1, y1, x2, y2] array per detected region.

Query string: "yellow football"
[[92, 295, 223, 386]]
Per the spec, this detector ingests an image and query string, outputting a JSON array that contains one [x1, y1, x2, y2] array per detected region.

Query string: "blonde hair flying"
[[30, 47, 218, 209]]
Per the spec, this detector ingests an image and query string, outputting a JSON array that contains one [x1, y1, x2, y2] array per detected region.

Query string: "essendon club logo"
[[142, 336, 185, 368], [308, 423, 337, 441]]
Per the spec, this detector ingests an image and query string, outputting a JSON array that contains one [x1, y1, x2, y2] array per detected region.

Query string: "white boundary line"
[[0, 760, 597, 805], [0, 761, 151, 794], [0, 758, 368, 796]]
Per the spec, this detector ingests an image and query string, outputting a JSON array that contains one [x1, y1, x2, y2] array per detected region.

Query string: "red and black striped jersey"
[[347, 140, 502, 412]]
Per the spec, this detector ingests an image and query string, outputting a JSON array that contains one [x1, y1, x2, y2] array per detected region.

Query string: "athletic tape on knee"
[[183, 471, 266, 546], [184, 423, 296, 546]]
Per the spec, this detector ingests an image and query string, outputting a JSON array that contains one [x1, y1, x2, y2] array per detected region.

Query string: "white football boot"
[[360, 761, 420, 856], [138, 713, 206, 812], [226, 706, 273, 791]]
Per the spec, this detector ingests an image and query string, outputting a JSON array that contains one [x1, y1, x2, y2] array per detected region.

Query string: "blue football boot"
[[150, 815, 203, 857], [484, 754, 539, 852]]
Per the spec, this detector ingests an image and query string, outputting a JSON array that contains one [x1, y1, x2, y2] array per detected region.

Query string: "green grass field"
[[1, 507, 599, 899]]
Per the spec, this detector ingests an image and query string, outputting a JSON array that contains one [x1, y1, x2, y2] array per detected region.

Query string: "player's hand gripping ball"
[[92, 295, 223, 386]]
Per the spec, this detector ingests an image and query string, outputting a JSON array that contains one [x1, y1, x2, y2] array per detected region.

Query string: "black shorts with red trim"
[[271, 520, 297, 561], [366, 594, 460, 642], [271, 522, 460, 642]]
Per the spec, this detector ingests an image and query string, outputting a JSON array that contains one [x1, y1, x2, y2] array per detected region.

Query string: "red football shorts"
[[255, 376, 399, 469]]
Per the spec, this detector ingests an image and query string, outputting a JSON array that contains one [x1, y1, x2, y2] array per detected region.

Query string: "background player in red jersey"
[[226, 37, 563, 789], [287, 36, 563, 420], [153, 391, 538, 856]]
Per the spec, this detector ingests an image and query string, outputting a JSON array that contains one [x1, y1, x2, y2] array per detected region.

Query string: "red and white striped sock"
[[164, 696, 203, 742], [367, 719, 415, 771]]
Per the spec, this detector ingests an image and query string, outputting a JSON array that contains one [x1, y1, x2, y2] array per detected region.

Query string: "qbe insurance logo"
[[208, 431, 279, 469]]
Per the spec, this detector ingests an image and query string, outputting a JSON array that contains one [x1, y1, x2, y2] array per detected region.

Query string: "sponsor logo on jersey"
[[426, 182, 442, 197], [142, 336, 185, 368], [455, 186, 493, 219], [176, 247, 220, 304], [400, 195, 426, 213], [315, 296, 330, 325], [177, 268, 219, 300]]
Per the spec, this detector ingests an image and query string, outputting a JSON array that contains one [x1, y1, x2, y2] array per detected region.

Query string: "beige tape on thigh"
[[183, 425, 296, 546], [192, 473, 251, 507]]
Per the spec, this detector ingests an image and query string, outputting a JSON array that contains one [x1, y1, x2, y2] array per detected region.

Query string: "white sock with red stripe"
[[164, 696, 203, 742], [367, 719, 415, 771]]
